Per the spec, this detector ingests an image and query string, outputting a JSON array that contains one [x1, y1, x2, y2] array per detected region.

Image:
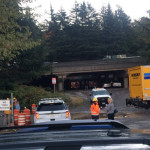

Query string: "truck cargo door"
[[143, 66, 150, 100], [128, 66, 142, 99]]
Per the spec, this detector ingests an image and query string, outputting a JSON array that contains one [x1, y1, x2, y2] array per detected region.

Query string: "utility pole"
[[11, 93, 14, 126]]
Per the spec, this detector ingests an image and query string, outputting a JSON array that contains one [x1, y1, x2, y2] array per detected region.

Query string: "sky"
[[28, 0, 150, 23]]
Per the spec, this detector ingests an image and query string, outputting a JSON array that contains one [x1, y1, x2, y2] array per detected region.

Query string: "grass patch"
[[71, 113, 91, 119], [70, 96, 84, 107]]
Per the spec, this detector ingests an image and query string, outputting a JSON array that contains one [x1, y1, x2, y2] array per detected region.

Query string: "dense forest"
[[0, 0, 150, 91], [45, 2, 150, 62]]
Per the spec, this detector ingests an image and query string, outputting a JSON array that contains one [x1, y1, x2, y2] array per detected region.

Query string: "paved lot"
[[65, 88, 150, 129]]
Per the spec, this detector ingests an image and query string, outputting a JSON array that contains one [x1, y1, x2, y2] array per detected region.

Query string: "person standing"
[[15, 101, 20, 112], [105, 98, 115, 120], [90, 98, 100, 121]]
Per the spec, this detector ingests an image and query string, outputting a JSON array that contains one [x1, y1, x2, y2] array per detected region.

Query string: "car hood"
[[0, 122, 150, 150]]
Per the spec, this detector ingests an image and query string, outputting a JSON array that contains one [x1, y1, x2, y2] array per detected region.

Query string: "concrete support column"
[[124, 77, 128, 88], [58, 75, 66, 91]]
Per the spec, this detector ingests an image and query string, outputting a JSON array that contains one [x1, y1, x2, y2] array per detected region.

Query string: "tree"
[[100, 4, 115, 56], [0, 0, 43, 90], [0, 0, 39, 62], [56, 7, 69, 30], [14, 11, 46, 82], [70, 1, 99, 27], [69, 1, 80, 25], [133, 15, 150, 62], [100, 4, 132, 56], [113, 6, 132, 54], [45, 1, 102, 61]]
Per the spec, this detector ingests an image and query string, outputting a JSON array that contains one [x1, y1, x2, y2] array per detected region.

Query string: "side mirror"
[[110, 93, 112, 96]]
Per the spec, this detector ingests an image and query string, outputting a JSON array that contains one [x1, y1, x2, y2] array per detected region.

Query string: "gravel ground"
[[65, 88, 150, 129]]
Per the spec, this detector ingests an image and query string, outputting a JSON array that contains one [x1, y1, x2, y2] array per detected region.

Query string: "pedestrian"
[[90, 98, 100, 121], [13, 97, 17, 108], [15, 101, 20, 112], [105, 97, 115, 120]]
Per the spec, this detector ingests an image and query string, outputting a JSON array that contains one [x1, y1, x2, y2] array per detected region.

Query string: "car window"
[[37, 103, 66, 111], [92, 90, 109, 96]]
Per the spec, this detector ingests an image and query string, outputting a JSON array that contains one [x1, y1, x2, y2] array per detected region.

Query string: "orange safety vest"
[[90, 102, 100, 116]]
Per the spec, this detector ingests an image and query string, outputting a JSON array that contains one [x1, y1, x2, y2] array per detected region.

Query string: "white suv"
[[90, 88, 111, 107], [34, 98, 71, 124]]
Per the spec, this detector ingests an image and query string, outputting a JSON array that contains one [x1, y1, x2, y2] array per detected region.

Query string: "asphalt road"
[[65, 88, 150, 129]]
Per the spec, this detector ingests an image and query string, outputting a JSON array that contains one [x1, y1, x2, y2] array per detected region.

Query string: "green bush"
[[12, 85, 71, 110]]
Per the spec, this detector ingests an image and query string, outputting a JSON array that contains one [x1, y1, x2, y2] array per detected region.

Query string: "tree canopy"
[[45, 2, 135, 62], [0, 0, 44, 90], [0, 0, 40, 62]]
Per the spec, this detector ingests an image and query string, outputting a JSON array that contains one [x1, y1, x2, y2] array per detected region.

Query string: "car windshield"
[[93, 90, 109, 96], [37, 103, 66, 111]]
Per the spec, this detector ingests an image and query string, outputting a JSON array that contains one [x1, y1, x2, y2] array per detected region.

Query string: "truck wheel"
[[126, 99, 129, 106]]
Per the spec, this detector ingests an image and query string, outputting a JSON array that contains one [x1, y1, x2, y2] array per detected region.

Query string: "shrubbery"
[[8, 85, 71, 110]]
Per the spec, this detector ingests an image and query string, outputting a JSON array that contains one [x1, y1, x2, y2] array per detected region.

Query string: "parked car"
[[103, 83, 111, 88], [34, 98, 71, 123], [90, 88, 112, 107], [112, 82, 122, 87]]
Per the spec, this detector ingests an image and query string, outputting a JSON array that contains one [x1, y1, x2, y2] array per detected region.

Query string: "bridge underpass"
[[47, 57, 143, 91], [64, 70, 127, 90]]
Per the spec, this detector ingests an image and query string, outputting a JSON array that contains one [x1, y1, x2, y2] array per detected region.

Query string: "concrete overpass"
[[48, 57, 143, 91]]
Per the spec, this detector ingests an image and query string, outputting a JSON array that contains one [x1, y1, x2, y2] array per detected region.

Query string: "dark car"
[[0, 120, 150, 150]]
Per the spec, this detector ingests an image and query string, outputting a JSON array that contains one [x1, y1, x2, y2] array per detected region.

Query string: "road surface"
[[65, 88, 150, 129]]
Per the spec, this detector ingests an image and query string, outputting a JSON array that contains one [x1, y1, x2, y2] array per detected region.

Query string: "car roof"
[[39, 98, 64, 104], [92, 88, 107, 91]]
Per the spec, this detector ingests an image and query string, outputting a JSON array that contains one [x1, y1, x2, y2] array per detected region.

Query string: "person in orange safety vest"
[[90, 98, 100, 121]]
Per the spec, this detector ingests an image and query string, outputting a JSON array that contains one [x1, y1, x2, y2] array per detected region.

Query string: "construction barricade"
[[31, 104, 36, 114], [23, 108, 31, 125], [14, 109, 19, 125], [18, 113, 25, 126]]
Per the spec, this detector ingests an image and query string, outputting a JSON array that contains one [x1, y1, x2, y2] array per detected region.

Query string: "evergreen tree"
[[56, 7, 69, 30], [70, 1, 80, 25], [113, 6, 132, 54], [100, 4, 132, 56], [45, 1, 102, 61], [100, 4, 115, 56], [15, 9, 45, 82], [133, 15, 150, 62]]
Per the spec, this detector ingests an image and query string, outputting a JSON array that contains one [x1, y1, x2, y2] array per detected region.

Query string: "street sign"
[[0, 100, 10, 111], [52, 78, 56, 84]]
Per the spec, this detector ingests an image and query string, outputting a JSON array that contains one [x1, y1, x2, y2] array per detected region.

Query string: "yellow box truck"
[[126, 66, 150, 108]]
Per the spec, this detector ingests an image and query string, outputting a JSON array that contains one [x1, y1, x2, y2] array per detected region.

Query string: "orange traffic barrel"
[[31, 104, 36, 114], [14, 109, 19, 125], [18, 113, 25, 126], [23, 108, 31, 125]]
